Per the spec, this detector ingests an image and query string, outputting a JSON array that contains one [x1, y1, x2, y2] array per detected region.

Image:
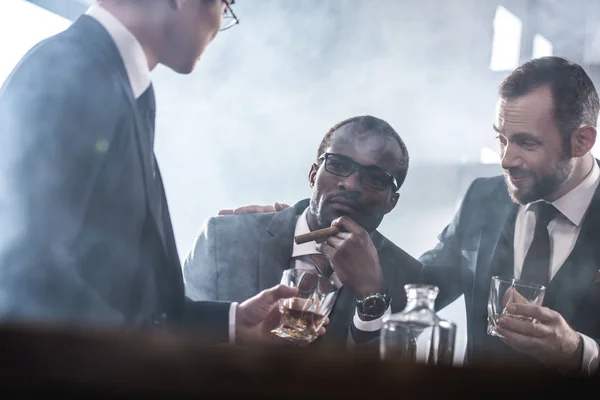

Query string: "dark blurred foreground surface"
[[0, 322, 596, 397]]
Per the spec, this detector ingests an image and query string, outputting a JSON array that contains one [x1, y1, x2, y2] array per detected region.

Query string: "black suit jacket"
[[183, 199, 422, 347], [419, 171, 600, 368], [0, 15, 229, 339]]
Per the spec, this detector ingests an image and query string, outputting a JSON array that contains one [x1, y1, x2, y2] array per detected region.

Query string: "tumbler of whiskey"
[[271, 268, 339, 345], [487, 276, 546, 337]]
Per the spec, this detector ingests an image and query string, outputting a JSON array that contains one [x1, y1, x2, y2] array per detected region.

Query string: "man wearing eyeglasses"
[[183, 116, 422, 347], [0, 0, 301, 346]]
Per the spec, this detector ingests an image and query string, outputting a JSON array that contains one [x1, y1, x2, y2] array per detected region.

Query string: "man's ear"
[[571, 126, 597, 157], [384, 192, 400, 214], [308, 163, 319, 188]]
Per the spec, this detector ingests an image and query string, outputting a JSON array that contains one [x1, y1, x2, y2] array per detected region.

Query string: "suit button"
[[152, 312, 168, 326]]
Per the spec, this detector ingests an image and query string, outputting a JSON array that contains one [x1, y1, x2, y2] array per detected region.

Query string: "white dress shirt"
[[86, 5, 150, 99], [513, 160, 600, 375], [291, 208, 391, 334], [86, 4, 240, 342]]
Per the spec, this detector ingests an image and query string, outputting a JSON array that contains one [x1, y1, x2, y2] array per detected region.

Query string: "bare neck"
[[98, 1, 163, 71]]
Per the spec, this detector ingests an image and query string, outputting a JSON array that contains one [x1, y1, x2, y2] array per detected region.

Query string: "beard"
[[504, 155, 572, 205]]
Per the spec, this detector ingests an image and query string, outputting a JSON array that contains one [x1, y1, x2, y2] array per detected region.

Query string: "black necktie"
[[137, 84, 156, 146], [520, 202, 560, 286], [137, 84, 163, 234], [136, 84, 158, 176]]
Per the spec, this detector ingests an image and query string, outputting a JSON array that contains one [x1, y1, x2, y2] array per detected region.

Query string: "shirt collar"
[[86, 4, 151, 99], [291, 207, 323, 258], [527, 160, 600, 226]]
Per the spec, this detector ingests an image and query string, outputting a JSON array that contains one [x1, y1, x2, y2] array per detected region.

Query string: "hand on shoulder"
[[218, 202, 289, 216]]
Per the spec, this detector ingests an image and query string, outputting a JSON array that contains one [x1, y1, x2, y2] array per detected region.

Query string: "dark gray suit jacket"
[[183, 199, 422, 347], [420, 171, 600, 368], [0, 15, 229, 339]]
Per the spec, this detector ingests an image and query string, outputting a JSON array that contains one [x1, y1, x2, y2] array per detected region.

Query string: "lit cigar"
[[294, 226, 340, 245]]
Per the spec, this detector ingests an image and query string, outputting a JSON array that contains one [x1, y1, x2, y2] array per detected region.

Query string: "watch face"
[[364, 296, 386, 314]]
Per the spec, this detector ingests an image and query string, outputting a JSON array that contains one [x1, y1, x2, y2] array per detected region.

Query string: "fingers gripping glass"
[[487, 276, 546, 338], [220, 0, 239, 31], [321, 153, 398, 192], [272, 269, 339, 345]]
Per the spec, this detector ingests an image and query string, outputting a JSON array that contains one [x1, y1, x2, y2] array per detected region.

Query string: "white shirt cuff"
[[580, 333, 599, 375], [229, 302, 238, 344], [352, 305, 392, 332]]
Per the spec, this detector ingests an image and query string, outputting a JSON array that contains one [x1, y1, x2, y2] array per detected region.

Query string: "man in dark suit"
[[420, 56, 600, 375], [0, 0, 299, 345], [183, 116, 422, 348]]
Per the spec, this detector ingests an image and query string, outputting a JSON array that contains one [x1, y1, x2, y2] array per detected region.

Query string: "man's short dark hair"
[[316, 115, 410, 189], [499, 56, 600, 150]]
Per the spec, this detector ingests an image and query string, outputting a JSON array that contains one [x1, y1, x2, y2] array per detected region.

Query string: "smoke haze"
[[4, 0, 600, 366]]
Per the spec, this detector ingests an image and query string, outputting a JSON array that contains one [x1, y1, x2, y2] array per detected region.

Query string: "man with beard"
[[222, 57, 600, 373], [419, 56, 600, 375], [183, 116, 422, 347]]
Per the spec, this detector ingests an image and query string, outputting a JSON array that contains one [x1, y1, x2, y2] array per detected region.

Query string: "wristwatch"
[[355, 288, 392, 321]]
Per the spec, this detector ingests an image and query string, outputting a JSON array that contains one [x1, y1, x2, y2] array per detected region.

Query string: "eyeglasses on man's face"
[[320, 153, 398, 192], [220, 0, 239, 31]]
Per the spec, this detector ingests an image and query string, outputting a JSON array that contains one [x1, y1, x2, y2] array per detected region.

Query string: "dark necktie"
[[136, 83, 158, 177], [309, 254, 333, 278], [520, 202, 560, 286], [137, 83, 156, 146], [136, 84, 164, 234]]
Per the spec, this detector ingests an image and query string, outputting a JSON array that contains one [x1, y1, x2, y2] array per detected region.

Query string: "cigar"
[[294, 226, 340, 245]]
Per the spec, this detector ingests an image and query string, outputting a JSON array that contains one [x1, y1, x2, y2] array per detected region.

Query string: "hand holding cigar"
[[294, 226, 341, 245]]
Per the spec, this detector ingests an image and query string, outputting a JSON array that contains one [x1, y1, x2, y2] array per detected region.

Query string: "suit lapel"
[[317, 286, 354, 347], [544, 183, 600, 322], [74, 16, 168, 254], [470, 185, 518, 354], [257, 205, 301, 291], [153, 166, 184, 305], [111, 44, 176, 310], [129, 95, 166, 248], [473, 188, 518, 314], [115, 75, 168, 262]]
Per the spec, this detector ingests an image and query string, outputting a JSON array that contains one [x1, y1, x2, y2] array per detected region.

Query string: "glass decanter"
[[380, 284, 456, 366]]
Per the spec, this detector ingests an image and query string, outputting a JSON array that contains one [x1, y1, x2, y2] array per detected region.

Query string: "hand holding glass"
[[487, 276, 546, 337], [271, 268, 339, 345]]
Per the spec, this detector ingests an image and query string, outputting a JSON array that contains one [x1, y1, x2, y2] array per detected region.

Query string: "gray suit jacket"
[[0, 15, 229, 340], [183, 199, 422, 347]]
